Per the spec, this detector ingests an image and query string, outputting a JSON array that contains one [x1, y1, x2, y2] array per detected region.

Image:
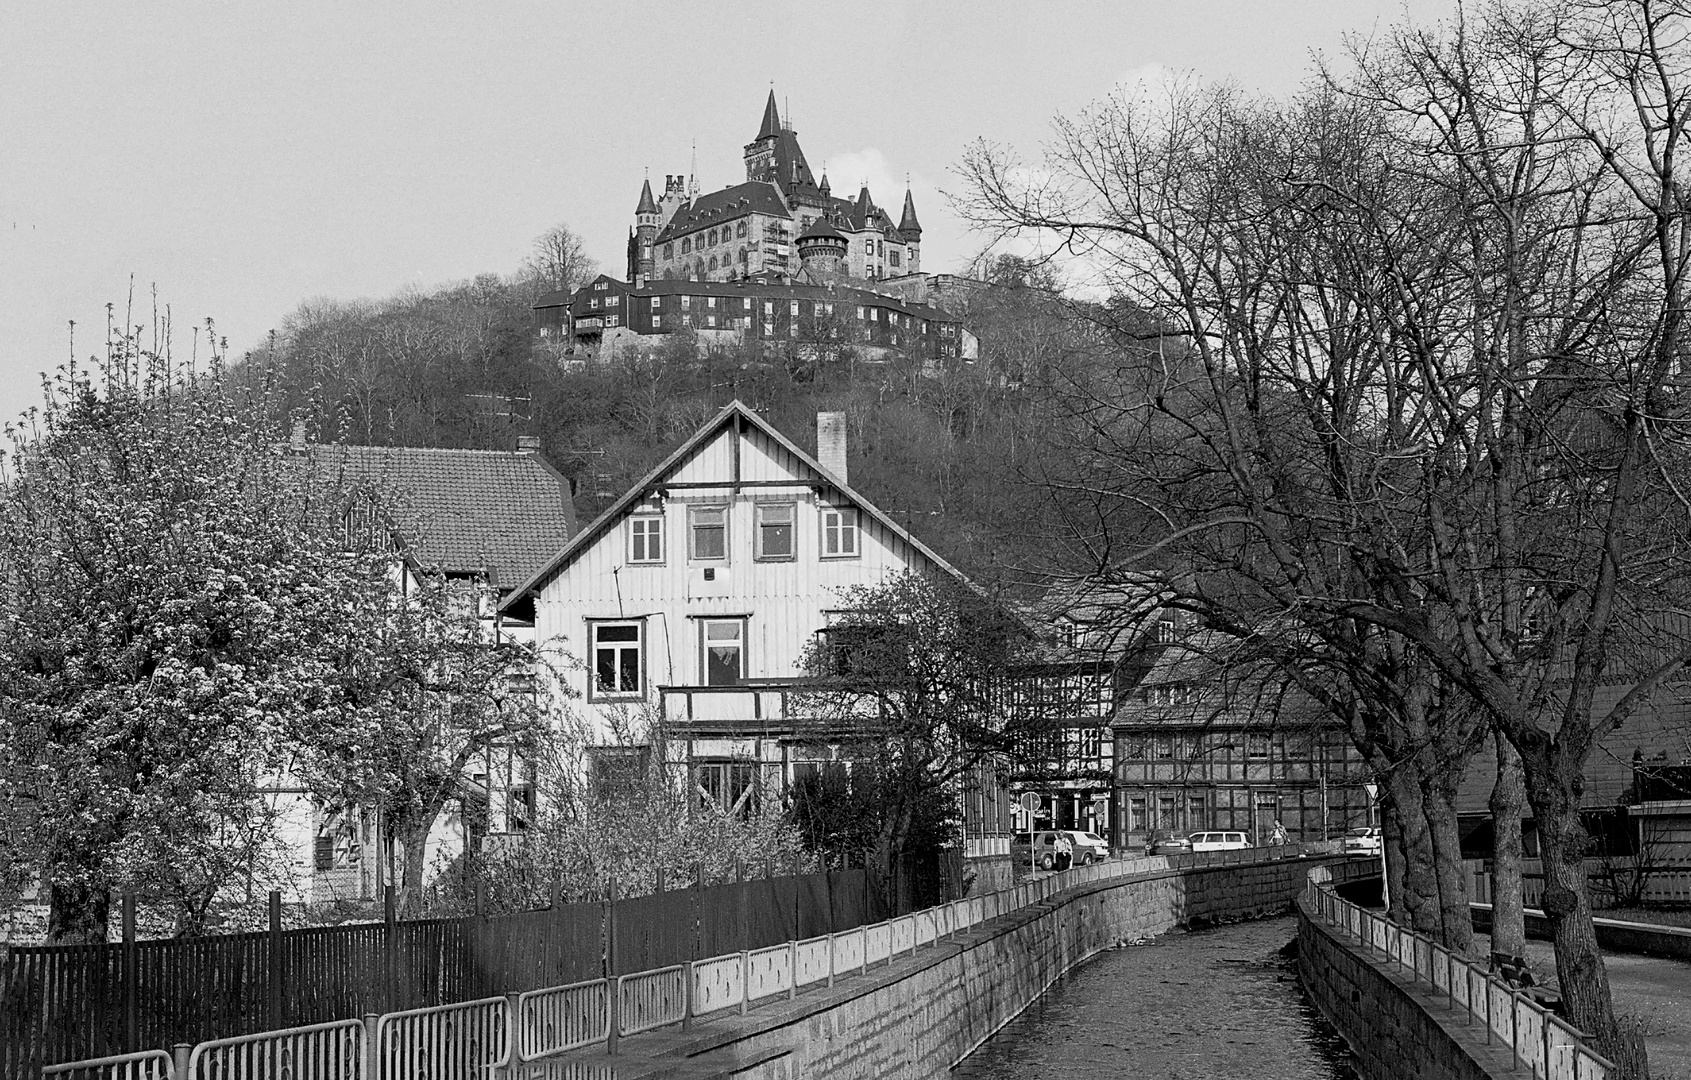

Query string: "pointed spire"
[[635, 175, 658, 215], [819, 171, 830, 196], [899, 187, 922, 237], [757, 89, 782, 140]]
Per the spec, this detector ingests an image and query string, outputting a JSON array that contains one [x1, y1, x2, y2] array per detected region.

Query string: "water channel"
[[951, 915, 1361, 1080]]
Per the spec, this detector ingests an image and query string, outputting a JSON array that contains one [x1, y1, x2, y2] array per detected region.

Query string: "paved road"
[[953, 915, 1358, 1080], [1475, 931, 1691, 1078]]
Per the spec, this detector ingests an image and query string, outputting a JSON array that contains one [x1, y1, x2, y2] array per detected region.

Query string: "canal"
[[952, 915, 1360, 1080]]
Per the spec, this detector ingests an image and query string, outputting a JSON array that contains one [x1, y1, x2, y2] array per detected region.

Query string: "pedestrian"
[[1270, 821, 1289, 846], [1055, 832, 1074, 871]]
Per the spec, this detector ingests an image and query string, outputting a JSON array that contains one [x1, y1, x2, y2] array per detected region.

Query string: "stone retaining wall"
[[1297, 903, 1508, 1080], [563, 855, 1349, 1079]]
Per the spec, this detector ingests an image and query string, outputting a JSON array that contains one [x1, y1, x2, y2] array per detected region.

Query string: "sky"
[[1, 1, 1462, 423]]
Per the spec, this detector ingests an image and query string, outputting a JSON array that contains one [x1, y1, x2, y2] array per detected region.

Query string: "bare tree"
[[524, 223, 598, 297], [959, 2, 1691, 1066]]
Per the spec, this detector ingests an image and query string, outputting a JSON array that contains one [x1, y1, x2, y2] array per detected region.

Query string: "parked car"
[[1146, 830, 1193, 856], [1012, 830, 1111, 869], [1188, 831, 1251, 852], [1343, 827, 1383, 854]]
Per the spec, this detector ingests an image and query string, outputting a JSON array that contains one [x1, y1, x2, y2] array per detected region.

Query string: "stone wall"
[[572, 855, 1344, 1079], [1296, 905, 1509, 1080]]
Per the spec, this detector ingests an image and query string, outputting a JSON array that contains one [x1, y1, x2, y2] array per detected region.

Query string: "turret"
[[899, 188, 922, 274], [629, 175, 661, 285], [796, 214, 849, 281]]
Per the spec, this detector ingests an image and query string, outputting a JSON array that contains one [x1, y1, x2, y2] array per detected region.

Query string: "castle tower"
[[744, 90, 782, 184], [629, 175, 660, 285], [899, 187, 923, 275], [797, 214, 849, 282]]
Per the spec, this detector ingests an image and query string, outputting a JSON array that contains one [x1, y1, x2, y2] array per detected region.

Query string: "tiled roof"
[[654, 182, 791, 244], [899, 189, 922, 236], [304, 444, 575, 590], [635, 177, 658, 215]]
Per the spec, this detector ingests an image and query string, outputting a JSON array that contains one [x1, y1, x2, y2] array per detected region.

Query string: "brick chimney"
[[816, 412, 847, 483], [516, 435, 542, 454]]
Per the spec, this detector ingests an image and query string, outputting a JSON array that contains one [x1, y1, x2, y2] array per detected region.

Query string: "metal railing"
[[616, 966, 686, 1036], [515, 979, 609, 1061], [375, 996, 510, 1080], [1303, 870, 1616, 1080], [185, 1019, 364, 1080], [44, 846, 1310, 1078], [43, 1050, 176, 1080]]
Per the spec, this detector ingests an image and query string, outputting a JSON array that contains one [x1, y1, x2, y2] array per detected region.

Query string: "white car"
[[1188, 831, 1251, 852], [1343, 827, 1383, 854]]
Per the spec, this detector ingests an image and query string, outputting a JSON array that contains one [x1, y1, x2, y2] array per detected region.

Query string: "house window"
[[607, 295, 620, 307], [653, 314, 664, 329], [707, 297, 717, 308], [821, 507, 859, 557], [757, 502, 795, 559], [589, 298, 599, 309], [700, 618, 746, 685], [650, 297, 660, 310], [605, 314, 618, 327], [681, 295, 691, 310], [790, 300, 799, 316], [762, 320, 774, 337], [742, 296, 751, 310], [1156, 617, 1177, 643], [695, 760, 757, 815], [864, 239, 874, 253], [706, 314, 717, 328], [629, 515, 663, 563], [590, 621, 643, 698], [690, 504, 728, 560], [856, 305, 865, 319], [764, 301, 774, 315]]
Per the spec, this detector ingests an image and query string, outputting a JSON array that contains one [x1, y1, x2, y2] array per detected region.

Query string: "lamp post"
[[1363, 781, 1389, 913]]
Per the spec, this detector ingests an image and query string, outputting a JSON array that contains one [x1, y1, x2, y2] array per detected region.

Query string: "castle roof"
[[756, 90, 782, 141], [635, 176, 658, 215], [653, 181, 791, 243], [798, 215, 847, 243], [899, 189, 922, 237]]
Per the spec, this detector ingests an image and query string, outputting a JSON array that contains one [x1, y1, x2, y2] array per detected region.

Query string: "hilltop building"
[[626, 91, 922, 289], [536, 92, 977, 365]]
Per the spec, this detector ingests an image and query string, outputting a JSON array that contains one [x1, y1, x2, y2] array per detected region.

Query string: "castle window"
[[877, 240, 884, 256], [664, 243, 673, 259], [709, 229, 718, 245], [708, 256, 718, 271], [890, 250, 901, 267], [736, 221, 748, 238], [681, 238, 692, 254], [739, 248, 748, 264]]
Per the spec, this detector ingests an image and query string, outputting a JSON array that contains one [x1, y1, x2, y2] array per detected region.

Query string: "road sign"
[[1018, 791, 1042, 814]]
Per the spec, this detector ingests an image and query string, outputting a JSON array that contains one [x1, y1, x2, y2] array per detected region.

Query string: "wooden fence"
[[0, 869, 873, 1080], [1464, 858, 1691, 909]]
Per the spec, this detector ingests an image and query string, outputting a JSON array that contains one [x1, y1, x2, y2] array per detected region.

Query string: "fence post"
[[827, 933, 836, 988], [549, 871, 561, 910], [384, 885, 398, 1014], [683, 961, 695, 1031], [268, 889, 284, 1031], [362, 1013, 380, 1079], [605, 874, 619, 1056], [789, 941, 798, 1000], [505, 991, 523, 1065], [740, 951, 751, 1016], [122, 891, 137, 1052], [172, 1044, 191, 1080], [476, 878, 486, 920]]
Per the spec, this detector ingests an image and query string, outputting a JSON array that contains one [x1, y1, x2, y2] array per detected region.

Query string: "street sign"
[[1018, 791, 1042, 814]]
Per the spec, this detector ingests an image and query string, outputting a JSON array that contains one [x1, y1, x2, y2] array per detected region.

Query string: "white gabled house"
[[499, 402, 1011, 856]]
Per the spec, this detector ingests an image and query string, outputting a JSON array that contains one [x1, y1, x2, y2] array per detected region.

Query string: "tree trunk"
[[1488, 731, 1528, 961], [1384, 768, 1439, 933], [1528, 770, 1646, 1077], [47, 880, 111, 944], [396, 817, 432, 917], [1421, 767, 1473, 954]]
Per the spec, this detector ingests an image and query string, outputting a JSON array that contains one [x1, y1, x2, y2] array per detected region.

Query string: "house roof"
[[497, 400, 970, 611], [304, 443, 576, 590]]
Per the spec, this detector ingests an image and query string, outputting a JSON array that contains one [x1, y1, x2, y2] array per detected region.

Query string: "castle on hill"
[[626, 91, 923, 289]]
